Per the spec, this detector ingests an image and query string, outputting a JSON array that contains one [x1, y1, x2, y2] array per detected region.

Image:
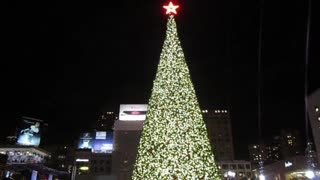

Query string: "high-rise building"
[[202, 109, 235, 161], [73, 131, 114, 179], [248, 129, 303, 169], [43, 144, 75, 173], [216, 160, 253, 179], [279, 129, 303, 159], [74, 149, 113, 176], [94, 112, 117, 131], [248, 142, 280, 167], [307, 88, 320, 164], [111, 104, 146, 180]]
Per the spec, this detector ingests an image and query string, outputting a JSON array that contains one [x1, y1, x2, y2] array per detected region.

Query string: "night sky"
[[2, 0, 319, 159]]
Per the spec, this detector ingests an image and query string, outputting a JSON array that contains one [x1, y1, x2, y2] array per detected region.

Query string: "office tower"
[[202, 109, 235, 161], [279, 129, 303, 159], [74, 130, 114, 177], [112, 104, 146, 180], [216, 160, 252, 179], [307, 88, 320, 164], [248, 142, 280, 167], [95, 112, 117, 131]]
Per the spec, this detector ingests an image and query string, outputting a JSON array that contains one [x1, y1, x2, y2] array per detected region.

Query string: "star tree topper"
[[163, 2, 179, 15]]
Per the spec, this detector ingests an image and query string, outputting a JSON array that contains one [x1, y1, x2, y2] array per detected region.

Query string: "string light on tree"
[[132, 1, 221, 179]]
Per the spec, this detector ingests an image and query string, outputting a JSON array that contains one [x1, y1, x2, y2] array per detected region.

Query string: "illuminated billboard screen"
[[78, 133, 94, 149], [16, 117, 42, 147], [93, 131, 113, 153], [119, 104, 148, 121]]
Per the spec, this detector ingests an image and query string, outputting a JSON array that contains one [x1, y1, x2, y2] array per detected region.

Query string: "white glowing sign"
[[285, 161, 293, 168], [76, 159, 89, 162], [119, 104, 148, 121]]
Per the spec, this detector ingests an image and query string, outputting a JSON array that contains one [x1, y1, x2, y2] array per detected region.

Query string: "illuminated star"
[[163, 2, 179, 15]]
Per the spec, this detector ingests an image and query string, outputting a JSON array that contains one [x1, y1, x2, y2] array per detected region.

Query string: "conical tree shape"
[[132, 16, 221, 179]]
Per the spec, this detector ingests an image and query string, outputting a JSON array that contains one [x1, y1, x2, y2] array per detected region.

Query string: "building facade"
[[94, 111, 117, 131], [307, 88, 320, 165], [74, 149, 113, 176], [202, 109, 235, 161], [111, 104, 146, 180], [0, 154, 8, 179], [111, 121, 143, 180], [0, 145, 68, 179], [248, 142, 280, 167], [252, 155, 320, 180], [0, 145, 50, 164], [216, 160, 253, 179], [279, 129, 303, 159]]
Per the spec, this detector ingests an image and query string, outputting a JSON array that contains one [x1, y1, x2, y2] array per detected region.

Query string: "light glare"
[[305, 170, 315, 179]]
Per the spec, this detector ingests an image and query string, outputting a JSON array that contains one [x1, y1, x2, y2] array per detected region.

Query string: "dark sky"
[[2, 0, 319, 159]]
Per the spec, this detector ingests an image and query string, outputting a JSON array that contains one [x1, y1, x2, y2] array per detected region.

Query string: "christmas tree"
[[132, 2, 221, 179]]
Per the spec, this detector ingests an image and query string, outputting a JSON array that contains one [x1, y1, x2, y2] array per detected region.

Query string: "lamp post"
[[227, 170, 236, 180], [259, 174, 265, 180]]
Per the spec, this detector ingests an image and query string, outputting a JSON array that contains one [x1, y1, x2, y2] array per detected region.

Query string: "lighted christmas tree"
[[132, 2, 221, 179]]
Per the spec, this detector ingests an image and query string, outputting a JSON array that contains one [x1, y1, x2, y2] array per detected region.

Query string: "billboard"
[[78, 132, 94, 149], [93, 131, 113, 153], [16, 117, 43, 147], [119, 104, 148, 121]]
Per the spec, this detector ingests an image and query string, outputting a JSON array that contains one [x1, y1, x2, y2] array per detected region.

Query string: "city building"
[[0, 153, 8, 179], [279, 129, 304, 159], [112, 104, 146, 180], [0, 145, 50, 165], [74, 130, 114, 178], [73, 149, 113, 176], [74, 148, 92, 176], [249, 129, 303, 167], [202, 109, 235, 161], [252, 155, 320, 179], [248, 142, 280, 167], [94, 111, 117, 131], [0, 145, 68, 179], [43, 144, 75, 173], [216, 160, 253, 179], [307, 88, 320, 164]]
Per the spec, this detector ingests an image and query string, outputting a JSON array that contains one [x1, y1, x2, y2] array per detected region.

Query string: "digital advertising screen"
[[78, 132, 94, 149], [119, 104, 148, 121], [93, 131, 113, 153], [16, 117, 43, 147]]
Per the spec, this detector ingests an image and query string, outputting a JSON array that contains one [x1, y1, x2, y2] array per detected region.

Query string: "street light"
[[227, 171, 236, 179], [305, 170, 315, 179], [259, 174, 265, 180]]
